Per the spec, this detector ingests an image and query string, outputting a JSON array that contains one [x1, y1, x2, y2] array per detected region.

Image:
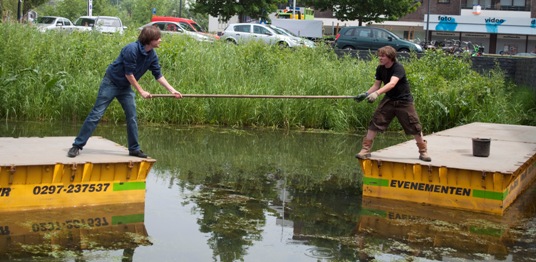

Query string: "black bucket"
[[472, 138, 491, 157]]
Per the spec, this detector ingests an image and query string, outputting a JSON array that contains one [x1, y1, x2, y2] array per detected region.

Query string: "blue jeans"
[[73, 75, 140, 151]]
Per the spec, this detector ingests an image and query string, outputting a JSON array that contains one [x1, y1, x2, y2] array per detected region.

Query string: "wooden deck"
[[371, 122, 536, 173], [0, 136, 156, 166]]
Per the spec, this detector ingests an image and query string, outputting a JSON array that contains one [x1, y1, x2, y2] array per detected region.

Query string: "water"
[[0, 121, 535, 261]]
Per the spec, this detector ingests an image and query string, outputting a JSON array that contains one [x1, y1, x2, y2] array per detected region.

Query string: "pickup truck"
[[271, 19, 323, 39], [74, 16, 126, 34]]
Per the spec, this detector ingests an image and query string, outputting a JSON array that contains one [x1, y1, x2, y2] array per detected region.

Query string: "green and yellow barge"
[[358, 122, 536, 215], [0, 136, 155, 211]]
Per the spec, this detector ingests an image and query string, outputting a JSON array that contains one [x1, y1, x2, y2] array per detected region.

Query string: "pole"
[[292, 0, 296, 18], [151, 94, 357, 99], [17, 0, 22, 22], [425, 0, 430, 45], [179, 0, 182, 17], [88, 0, 93, 16]]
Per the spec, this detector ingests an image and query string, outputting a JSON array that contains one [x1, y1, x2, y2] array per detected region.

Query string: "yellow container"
[[359, 123, 536, 215], [0, 202, 150, 255], [0, 136, 156, 211]]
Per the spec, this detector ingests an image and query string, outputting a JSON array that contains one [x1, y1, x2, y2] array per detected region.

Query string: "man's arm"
[[364, 79, 381, 94], [126, 74, 151, 99], [375, 76, 399, 95], [156, 76, 182, 98], [365, 77, 399, 103]]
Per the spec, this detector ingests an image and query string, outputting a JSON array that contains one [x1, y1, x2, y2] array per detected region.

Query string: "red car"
[[150, 16, 219, 39]]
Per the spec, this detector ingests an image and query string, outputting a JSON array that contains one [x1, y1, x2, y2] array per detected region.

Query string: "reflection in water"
[[1, 121, 536, 261], [0, 203, 150, 261]]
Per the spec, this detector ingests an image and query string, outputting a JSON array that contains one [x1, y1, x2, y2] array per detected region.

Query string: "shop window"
[[500, 0, 526, 8], [465, 0, 492, 9]]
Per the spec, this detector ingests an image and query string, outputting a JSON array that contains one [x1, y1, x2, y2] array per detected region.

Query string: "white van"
[[74, 16, 125, 34]]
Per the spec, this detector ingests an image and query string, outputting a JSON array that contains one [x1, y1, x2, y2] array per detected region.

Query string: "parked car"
[[270, 25, 316, 48], [333, 26, 423, 53], [220, 23, 313, 47], [35, 16, 76, 32], [151, 16, 219, 40], [74, 16, 126, 34], [513, 52, 536, 57], [139, 21, 216, 42]]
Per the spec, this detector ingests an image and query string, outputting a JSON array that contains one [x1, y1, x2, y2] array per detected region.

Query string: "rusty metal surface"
[[0, 136, 156, 166], [369, 122, 536, 174]]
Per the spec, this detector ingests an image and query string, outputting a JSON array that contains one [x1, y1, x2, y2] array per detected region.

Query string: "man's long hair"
[[378, 46, 397, 62], [138, 26, 161, 45]]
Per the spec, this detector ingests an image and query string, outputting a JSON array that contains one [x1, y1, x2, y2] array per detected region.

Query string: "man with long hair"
[[68, 26, 182, 158], [354, 46, 431, 162]]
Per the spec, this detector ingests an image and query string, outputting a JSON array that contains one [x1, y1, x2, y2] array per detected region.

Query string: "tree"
[[0, 0, 48, 21], [303, 0, 420, 26], [192, 0, 287, 23]]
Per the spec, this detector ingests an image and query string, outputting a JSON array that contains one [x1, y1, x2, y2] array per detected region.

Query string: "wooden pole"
[[151, 94, 356, 99]]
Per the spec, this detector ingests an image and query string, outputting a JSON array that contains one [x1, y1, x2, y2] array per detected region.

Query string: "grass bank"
[[1, 23, 534, 133]]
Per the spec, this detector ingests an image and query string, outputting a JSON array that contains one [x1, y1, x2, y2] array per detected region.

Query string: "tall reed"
[[1, 23, 534, 133]]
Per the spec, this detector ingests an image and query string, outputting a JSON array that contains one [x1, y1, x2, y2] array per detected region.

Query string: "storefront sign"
[[462, 33, 489, 38], [424, 14, 536, 35], [498, 35, 524, 39], [432, 31, 458, 37]]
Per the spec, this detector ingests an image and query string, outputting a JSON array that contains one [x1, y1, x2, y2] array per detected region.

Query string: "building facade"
[[208, 1, 536, 54], [370, 0, 536, 54]]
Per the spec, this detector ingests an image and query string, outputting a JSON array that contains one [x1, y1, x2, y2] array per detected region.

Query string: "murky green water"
[[1, 121, 535, 261]]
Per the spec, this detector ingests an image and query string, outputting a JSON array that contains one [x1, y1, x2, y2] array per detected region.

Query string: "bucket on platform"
[[472, 138, 491, 157]]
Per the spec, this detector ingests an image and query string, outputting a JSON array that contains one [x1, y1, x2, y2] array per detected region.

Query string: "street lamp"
[[17, 0, 22, 22], [425, 0, 430, 45]]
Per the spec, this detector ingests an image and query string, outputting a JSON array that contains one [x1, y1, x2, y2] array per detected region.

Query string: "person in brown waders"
[[353, 46, 431, 162]]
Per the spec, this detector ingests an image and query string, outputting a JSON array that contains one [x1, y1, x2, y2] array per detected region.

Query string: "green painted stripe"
[[472, 189, 504, 200], [359, 208, 387, 217], [469, 226, 503, 237], [365, 177, 508, 201], [363, 177, 389, 187], [112, 213, 145, 225], [113, 181, 146, 191]]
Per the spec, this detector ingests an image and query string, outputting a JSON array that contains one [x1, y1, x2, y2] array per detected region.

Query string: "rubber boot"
[[417, 140, 432, 162], [355, 138, 374, 159]]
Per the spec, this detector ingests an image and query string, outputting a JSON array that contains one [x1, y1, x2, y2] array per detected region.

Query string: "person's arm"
[[374, 76, 399, 95], [354, 79, 382, 103], [126, 74, 152, 99], [366, 77, 399, 102], [366, 80, 383, 94], [156, 76, 182, 98]]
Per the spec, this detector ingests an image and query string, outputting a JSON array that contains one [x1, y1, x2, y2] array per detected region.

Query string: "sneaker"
[[67, 146, 80, 158], [129, 150, 148, 158]]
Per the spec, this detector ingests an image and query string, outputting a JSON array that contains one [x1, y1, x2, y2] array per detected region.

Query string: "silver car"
[[35, 16, 76, 32], [139, 21, 216, 42], [74, 16, 126, 34], [220, 23, 312, 47], [269, 25, 316, 48]]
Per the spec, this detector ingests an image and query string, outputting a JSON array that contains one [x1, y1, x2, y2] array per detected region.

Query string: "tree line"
[[1, 0, 420, 29]]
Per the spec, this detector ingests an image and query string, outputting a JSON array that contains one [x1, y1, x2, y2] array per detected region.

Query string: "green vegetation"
[[0, 23, 534, 134]]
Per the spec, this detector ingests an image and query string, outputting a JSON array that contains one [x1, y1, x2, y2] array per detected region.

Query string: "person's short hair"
[[377, 46, 397, 62], [138, 26, 161, 45]]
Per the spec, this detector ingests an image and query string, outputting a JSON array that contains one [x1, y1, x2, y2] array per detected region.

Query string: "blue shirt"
[[105, 41, 163, 88]]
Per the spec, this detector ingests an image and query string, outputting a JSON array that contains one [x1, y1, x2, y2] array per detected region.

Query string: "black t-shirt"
[[375, 62, 413, 102]]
